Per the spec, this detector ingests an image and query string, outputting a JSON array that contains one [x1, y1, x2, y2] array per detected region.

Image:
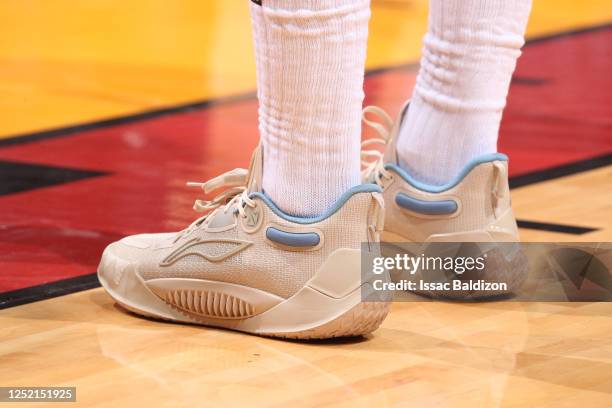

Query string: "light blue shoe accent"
[[250, 183, 381, 225], [395, 192, 458, 215], [385, 153, 508, 193], [266, 227, 320, 247]]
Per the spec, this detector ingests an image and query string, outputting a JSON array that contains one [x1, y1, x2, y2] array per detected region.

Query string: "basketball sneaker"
[[98, 144, 390, 339], [360, 103, 527, 298]]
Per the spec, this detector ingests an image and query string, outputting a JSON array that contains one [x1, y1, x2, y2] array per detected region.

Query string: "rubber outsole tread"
[[114, 298, 390, 340]]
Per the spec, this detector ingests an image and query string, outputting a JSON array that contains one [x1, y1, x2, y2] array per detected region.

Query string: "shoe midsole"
[[98, 247, 386, 334]]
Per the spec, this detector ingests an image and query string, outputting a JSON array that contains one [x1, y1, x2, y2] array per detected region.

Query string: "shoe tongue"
[[245, 142, 263, 193], [383, 133, 399, 164], [383, 100, 411, 165]]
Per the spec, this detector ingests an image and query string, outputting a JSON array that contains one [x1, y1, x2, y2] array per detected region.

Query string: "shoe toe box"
[[97, 233, 173, 289]]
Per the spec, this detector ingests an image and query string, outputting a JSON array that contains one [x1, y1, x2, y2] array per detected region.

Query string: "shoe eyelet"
[[241, 202, 262, 233]]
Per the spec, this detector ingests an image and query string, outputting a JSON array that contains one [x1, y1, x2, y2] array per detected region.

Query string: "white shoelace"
[[178, 168, 257, 238], [178, 106, 393, 238], [360, 105, 394, 185]]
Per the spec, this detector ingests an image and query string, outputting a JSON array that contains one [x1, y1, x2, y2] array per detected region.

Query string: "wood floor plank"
[[2, 287, 611, 407]]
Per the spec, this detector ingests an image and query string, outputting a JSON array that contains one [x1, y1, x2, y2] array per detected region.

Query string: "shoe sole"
[[98, 247, 390, 339]]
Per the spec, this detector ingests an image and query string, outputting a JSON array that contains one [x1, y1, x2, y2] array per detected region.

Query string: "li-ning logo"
[[245, 209, 259, 228], [160, 238, 252, 266]]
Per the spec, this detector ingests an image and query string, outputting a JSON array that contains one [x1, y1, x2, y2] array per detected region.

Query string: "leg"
[[396, 0, 532, 185], [98, 0, 390, 338], [250, 0, 370, 216], [361, 0, 533, 298]]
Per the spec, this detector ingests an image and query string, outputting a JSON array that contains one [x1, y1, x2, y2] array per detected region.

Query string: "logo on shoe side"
[[245, 210, 259, 228], [160, 237, 252, 266]]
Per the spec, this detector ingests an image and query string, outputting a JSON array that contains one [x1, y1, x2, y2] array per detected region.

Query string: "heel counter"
[[490, 161, 519, 242], [488, 207, 520, 242], [418, 160, 519, 242], [368, 192, 385, 243]]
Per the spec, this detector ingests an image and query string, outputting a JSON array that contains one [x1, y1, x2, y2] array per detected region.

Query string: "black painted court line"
[[516, 220, 598, 235], [0, 160, 108, 196], [510, 76, 549, 86], [0, 91, 256, 148], [362, 61, 420, 77], [509, 152, 612, 189], [0, 273, 100, 310], [1, 23, 611, 308], [0, 219, 601, 308], [0, 23, 609, 148], [521, 21, 612, 46]]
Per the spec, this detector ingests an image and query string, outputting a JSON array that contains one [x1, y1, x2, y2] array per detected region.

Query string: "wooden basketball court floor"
[[1, 1, 611, 406]]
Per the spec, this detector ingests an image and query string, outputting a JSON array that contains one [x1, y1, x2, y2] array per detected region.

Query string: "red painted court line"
[[0, 27, 611, 293]]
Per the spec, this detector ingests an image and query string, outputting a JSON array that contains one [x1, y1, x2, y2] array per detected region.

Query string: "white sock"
[[250, 0, 370, 216], [396, 0, 532, 185]]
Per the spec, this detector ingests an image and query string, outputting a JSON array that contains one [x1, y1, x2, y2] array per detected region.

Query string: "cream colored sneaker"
[[361, 103, 527, 298], [98, 144, 389, 339]]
